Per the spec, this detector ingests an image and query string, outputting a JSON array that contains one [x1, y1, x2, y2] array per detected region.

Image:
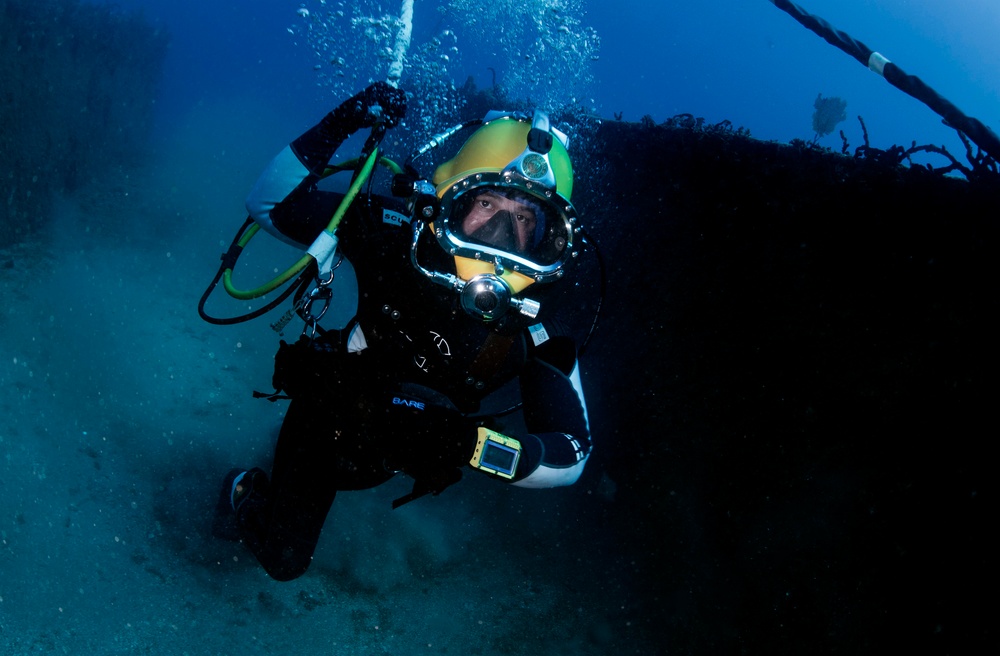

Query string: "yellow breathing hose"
[[221, 152, 400, 301]]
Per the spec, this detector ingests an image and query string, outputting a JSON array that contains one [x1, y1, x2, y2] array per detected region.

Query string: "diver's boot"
[[211, 467, 267, 541]]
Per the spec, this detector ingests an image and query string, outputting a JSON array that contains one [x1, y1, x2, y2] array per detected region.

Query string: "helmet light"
[[519, 153, 550, 180]]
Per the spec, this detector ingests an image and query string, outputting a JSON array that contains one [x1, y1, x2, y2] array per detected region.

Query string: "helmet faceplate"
[[436, 174, 577, 283], [431, 113, 577, 284]]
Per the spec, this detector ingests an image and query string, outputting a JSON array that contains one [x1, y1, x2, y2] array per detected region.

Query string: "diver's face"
[[461, 191, 537, 253]]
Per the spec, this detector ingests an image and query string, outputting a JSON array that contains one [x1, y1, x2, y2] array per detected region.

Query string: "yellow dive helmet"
[[431, 111, 578, 289], [407, 110, 579, 322], [433, 112, 574, 199]]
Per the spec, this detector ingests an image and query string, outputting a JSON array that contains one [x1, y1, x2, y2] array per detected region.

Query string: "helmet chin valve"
[[410, 220, 540, 322], [459, 274, 539, 321], [461, 275, 509, 319]]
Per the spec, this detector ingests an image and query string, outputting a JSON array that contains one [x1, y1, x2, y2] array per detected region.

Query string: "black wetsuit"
[[228, 125, 592, 582]]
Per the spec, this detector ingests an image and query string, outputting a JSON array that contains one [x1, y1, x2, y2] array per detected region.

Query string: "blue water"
[[121, 0, 1000, 161], [3, 0, 997, 653]]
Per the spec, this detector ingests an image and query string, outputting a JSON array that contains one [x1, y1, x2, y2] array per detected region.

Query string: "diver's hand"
[[293, 82, 405, 173], [331, 81, 407, 131], [380, 395, 477, 473]]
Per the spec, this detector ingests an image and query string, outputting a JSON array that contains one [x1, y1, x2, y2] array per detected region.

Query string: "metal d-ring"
[[299, 255, 343, 337]]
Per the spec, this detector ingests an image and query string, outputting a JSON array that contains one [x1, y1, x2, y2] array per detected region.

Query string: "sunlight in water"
[[288, 0, 600, 131]]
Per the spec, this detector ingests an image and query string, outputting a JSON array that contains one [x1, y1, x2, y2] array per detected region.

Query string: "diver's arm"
[[244, 82, 406, 246], [507, 338, 592, 488], [392, 337, 591, 490]]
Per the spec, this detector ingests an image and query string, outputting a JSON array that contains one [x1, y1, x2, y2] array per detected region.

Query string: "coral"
[[811, 93, 847, 140]]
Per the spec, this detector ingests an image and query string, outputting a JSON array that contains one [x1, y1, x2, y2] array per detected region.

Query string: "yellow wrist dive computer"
[[470, 427, 522, 479]]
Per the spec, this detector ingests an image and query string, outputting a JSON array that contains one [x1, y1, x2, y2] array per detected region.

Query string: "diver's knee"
[[263, 557, 312, 582]]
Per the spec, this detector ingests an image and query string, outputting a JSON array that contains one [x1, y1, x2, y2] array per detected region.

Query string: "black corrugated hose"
[[769, 0, 1000, 163]]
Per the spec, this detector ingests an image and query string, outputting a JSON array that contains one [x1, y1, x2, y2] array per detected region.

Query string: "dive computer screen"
[[470, 427, 522, 479], [481, 441, 518, 475]]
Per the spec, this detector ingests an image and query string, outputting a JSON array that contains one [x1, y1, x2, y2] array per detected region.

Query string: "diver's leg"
[[233, 397, 341, 581], [231, 395, 394, 581]]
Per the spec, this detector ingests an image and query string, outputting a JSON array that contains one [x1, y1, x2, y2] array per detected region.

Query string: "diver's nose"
[[469, 210, 516, 251]]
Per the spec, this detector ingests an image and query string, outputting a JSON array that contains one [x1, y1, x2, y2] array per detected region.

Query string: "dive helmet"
[[406, 110, 579, 322]]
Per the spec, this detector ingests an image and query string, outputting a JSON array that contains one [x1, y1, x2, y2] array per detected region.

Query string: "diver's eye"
[[477, 198, 492, 210]]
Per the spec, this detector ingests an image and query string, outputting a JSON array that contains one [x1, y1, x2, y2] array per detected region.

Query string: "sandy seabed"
[[0, 189, 643, 655]]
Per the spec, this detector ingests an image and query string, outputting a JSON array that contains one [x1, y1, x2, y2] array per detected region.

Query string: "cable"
[[768, 0, 1000, 161]]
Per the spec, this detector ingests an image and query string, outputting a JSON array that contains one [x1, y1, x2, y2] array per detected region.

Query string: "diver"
[[211, 82, 593, 581]]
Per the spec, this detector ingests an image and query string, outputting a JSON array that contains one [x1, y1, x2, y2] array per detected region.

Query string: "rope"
[[768, 0, 1000, 162]]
